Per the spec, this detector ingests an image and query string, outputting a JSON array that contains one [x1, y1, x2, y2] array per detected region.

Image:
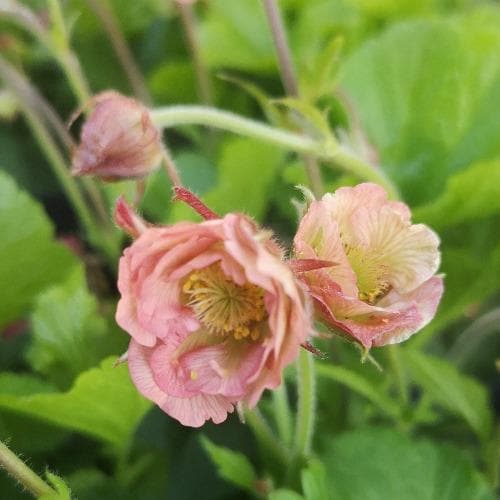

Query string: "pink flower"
[[115, 198, 311, 427], [294, 183, 443, 348], [71, 91, 162, 180]]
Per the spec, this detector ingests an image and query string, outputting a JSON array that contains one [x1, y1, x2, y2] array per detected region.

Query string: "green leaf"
[[168, 138, 284, 223], [273, 97, 334, 141], [0, 358, 151, 453], [0, 412, 69, 454], [437, 241, 500, 329], [316, 363, 400, 419], [199, 0, 275, 72], [402, 349, 493, 441], [301, 459, 329, 500], [149, 61, 198, 104], [39, 472, 71, 500], [218, 73, 286, 126], [176, 152, 218, 196], [269, 490, 304, 500], [414, 159, 500, 229], [26, 266, 126, 388], [200, 436, 257, 492], [323, 427, 494, 500], [340, 10, 500, 205], [0, 171, 77, 328]]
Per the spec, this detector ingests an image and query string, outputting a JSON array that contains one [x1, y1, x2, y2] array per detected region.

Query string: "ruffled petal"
[[373, 275, 444, 346], [128, 340, 234, 427], [294, 200, 358, 296], [350, 205, 440, 293], [181, 341, 265, 398]]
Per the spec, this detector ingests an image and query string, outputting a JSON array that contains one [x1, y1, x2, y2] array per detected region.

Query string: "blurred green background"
[[0, 0, 499, 498]]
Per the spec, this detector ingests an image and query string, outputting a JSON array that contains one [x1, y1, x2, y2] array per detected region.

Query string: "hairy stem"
[[262, 0, 298, 96], [176, 0, 214, 106], [294, 350, 316, 458], [48, 0, 92, 105], [150, 105, 399, 197], [245, 408, 289, 468], [47, 0, 115, 230], [0, 54, 110, 229], [23, 105, 118, 261], [0, 440, 55, 498], [86, 0, 151, 105], [262, 0, 323, 197], [272, 383, 293, 448], [387, 345, 408, 406]]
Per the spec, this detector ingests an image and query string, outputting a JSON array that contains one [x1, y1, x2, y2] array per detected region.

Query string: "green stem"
[[86, 0, 151, 105], [151, 105, 318, 153], [293, 350, 316, 458], [272, 383, 293, 448], [48, 0, 114, 229], [150, 105, 399, 198], [245, 408, 289, 468], [261, 0, 324, 197], [0, 440, 55, 497], [176, 1, 214, 107], [23, 106, 118, 261], [387, 345, 408, 406], [48, 0, 92, 105]]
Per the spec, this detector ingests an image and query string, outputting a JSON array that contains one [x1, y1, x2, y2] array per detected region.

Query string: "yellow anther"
[[190, 370, 198, 380], [182, 263, 267, 341]]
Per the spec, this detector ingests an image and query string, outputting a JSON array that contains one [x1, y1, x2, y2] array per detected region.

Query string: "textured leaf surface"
[[0, 358, 150, 452], [0, 172, 77, 328], [414, 159, 500, 229], [341, 10, 500, 204], [201, 436, 257, 492], [27, 267, 126, 388], [323, 428, 494, 500], [402, 350, 493, 440]]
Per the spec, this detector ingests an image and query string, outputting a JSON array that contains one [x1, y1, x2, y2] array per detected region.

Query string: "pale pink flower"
[[71, 91, 162, 180], [115, 198, 311, 427], [294, 183, 443, 348]]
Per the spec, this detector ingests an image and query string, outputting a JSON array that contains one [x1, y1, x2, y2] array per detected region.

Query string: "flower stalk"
[[0, 440, 56, 498], [85, 0, 152, 105], [272, 383, 293, 448], [176, 0, 214, 106], [22, 104, 119, 261], [294, 349, 316, 458], [150, 105, 399, 198], [262, 0, 323, 197], [245, 408, 289, 469]]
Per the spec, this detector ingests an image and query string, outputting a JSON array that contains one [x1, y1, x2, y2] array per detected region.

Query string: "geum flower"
[[71, 91, 162, 180], [294, 183, 443, 349], [115, 195, 312, 427]]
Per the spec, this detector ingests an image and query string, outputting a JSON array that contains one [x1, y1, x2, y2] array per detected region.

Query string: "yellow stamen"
[[183, 263, 267, 341], [190, 370, 198, 380], [343, 245, 391, 304]]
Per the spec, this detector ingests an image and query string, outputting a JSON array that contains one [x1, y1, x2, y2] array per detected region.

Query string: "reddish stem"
[[173, 187, 220, 220]]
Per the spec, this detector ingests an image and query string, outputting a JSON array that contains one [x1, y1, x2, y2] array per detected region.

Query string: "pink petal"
[[294, 200, 358, 296], [181, 341, 265, 398], [128, 340, 234, 427], [350, 205, 440, 293], [373, 275, 444, 346]]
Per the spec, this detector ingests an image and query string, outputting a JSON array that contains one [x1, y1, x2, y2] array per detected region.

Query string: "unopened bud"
[[71, 91, 163, 181]]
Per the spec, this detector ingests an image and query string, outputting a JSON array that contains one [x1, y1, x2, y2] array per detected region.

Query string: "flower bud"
[[71, 91, 163, 181]]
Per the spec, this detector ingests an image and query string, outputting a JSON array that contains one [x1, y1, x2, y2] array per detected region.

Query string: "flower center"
[[343, 245, 391, 304], [182, 263, 267, 340]]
